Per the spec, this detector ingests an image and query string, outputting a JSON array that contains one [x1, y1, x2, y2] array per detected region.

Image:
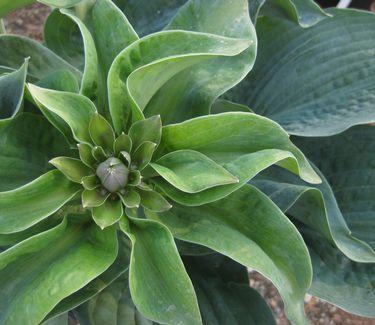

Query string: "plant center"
[[96, 157, 129, 193]]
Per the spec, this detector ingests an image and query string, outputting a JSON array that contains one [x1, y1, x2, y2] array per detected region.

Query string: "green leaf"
[[0, 214, 118, 325], [0, 19, 5, 34], [120, 190, 140, 209], [0, 170, 81, 234], [74, 273, 155, 325], [89, 113, 115, 152], [259, 0, 330, 28], [108, 29, 252, 133], [45, 235, 131, 322], [50, 157, 92, 183], [44, 9, 84, 71], [78, 0, 139, 118], [35, 69, 80, 93], [145, 0, 257, 125], [138, 189, 172, 212], [211, 99, 252, 114], [59, 9, 98, 100], [184, 254, 276, 325], [82, 189, 110, 208], [0, 0, 35, 18], [28, 84, 97, 143], [128, 170, 141, 187], [39, 0, 83, 7], [151, 150, 239, 193], [132, 141, 156, 171], [0, 35, 81, 81], [128, 115, 162, 151], [92, 198, 123, 229], [293, 126, 375, 251], [0, 217, 59, 248], [153, 149, 300, 206], [114, 133, 132, 156], [302, 227, 375, 318], [81, 175, 99, 190], [0, 113, 73, 191], [252, 165, 375, 263], [42, 313, 68, 325], [78, 143, 96, 168], [148, 184, 312, 325], [0, 60, 27, 127], [113, 0, 185, 36], [159, 112, 320, 183], [119, 217, 202, 325], [92, 145, 107, 161], [228, 9, 375, 136]]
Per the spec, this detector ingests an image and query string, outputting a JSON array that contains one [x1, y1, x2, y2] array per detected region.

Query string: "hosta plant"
[[0, 0, 374, 324]]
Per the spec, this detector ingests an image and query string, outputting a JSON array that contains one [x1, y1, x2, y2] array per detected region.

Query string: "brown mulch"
[[3, 3, 375, 325]]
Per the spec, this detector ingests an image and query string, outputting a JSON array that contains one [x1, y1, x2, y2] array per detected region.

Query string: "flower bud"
[[96, 157, 129, 193]]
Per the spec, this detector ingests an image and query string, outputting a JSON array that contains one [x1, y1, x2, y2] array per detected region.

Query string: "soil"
[[3, 3, 375, 325]]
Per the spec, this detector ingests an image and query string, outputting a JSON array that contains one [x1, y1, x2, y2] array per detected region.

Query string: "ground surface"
[[4, 3, 375, 325]]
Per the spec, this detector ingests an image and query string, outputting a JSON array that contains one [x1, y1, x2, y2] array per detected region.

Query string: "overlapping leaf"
[[228, 9, 375, 136], [74, 274, 155, 325], [0, 35, 81, 81], [0, 113, 73, 191], [303, 227, 375, 318], [0, 170, 81, 233], [0, 214, 118, 325], [253, 0, 330, 27], [28, 84, 97, 144], [148, 185, 312, 324], [108, 0, 256, 132], [184, 254, 276, 325], [252, 166, 375, 263], [45, 235, 131, 322], [0, 60, 27, 127], [153, 112, 320, 206], [113, 0, 186, 36], [120, 217, 202, 325], [292, 126, 375, 251]]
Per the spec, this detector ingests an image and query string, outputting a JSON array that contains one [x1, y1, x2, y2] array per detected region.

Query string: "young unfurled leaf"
[[114, 133, 132, 156], [50, 157, 92, 183], [151, 150, 239, 193], [89, 113, 115, 152], [119, 189, 140, 209], [128, 170, 141, 187], [148, 184, 312, 324], [0, 215, 118, 325], [92, 198, 123, 229], [78, 143, 97, 168], [81, 175, 99, 190], [128, 115, 162, 151], [0, 60, 28, 127], [138, 189, 172, 212], [92, 146, 107, 162], [81, 188, 110, 208], [132, 141, 156, 171], [119, 216, 202, 325], [0, 170, 81, 233], [28, 84, 97, 143]]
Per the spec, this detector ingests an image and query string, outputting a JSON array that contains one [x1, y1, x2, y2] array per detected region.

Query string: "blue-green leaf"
[[0, 170, 81, 233], [0, 214, 118, 325], [228, 9, 375, 136]]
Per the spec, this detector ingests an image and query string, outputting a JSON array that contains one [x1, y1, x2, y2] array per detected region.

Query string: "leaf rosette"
[[5, 0, 372, 325]]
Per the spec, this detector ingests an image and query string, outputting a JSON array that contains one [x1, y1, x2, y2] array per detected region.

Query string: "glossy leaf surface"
[[120, 217, 202, 325], [0, 170, 81, 233], [149, 185, 312, 324], [151, 150, 238, 193], [228, 9, 375, 136], [0, 215, 118, 325]]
